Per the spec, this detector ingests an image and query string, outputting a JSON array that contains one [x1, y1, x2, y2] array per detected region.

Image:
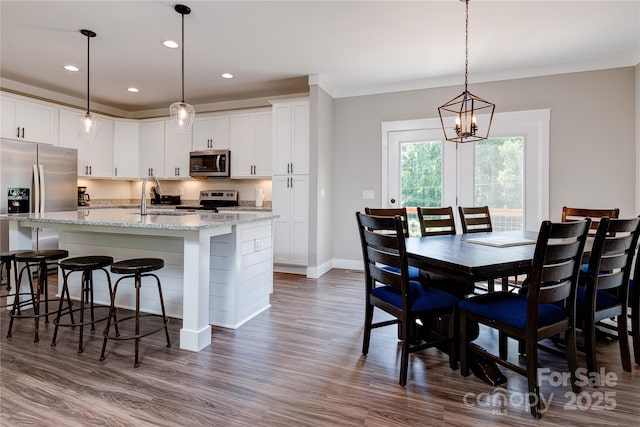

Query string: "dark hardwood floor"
[[1, 269, 639, 426]]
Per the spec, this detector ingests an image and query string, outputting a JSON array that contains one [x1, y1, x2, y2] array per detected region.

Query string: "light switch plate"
[[362, 189, 375, 200]]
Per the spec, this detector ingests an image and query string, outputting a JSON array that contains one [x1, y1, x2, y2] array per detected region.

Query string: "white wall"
[[308, 84, 334, 276], [332, 67, 638, 264]]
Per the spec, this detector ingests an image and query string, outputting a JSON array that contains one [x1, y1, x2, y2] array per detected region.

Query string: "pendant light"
[[438, 0, 494, 143], [169, 4, 195, 132], [79, 29, 97, 139]]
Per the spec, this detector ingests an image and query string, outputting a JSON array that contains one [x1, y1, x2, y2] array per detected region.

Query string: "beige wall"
[[331, 67, 638, 264]]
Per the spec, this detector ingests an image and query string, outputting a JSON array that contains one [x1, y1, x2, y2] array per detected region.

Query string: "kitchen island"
[[5, 209, 277, 352]]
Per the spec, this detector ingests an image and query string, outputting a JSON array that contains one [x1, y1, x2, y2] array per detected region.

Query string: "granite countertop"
[[2, 208, 278, 231]]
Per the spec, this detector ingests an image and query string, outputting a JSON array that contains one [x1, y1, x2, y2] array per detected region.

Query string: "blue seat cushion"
[[576, 285, 620, 311], [458, 293, 567, 330], [371, 280, 458, 312], [381, 265, 420, 279]]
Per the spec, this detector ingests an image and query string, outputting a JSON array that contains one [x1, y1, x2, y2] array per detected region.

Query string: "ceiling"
[[1, 1, 638, 114]]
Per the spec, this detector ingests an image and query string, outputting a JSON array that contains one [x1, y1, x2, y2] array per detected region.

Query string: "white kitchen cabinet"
[[193, 115, 229, 150], [229, 110, 272, 179], [58, 108, 113, 177], [164, 120, 191, 178], [139, 120, 165, 178], [272, 99, 309, 175], [113, 120, 139, 179], [272, 174, 309, 266], [1, 93, 57, 145]]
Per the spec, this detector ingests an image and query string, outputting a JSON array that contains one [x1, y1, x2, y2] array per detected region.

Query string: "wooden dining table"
[[405, 230, 539, 297], [404, 229, 591, 385], [405, 230, 592, 294]]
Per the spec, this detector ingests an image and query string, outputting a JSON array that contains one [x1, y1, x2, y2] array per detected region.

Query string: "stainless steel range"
[[176, 190, 238, 212]]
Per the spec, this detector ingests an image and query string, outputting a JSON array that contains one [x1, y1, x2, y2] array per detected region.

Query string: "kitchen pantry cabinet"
[[272, 174, 309, 266], [1, 93, 57, 145], [193, 115, 229, 150], [59, 108, 113, 178], [272, 99, 309, 175], [138, 120, 165, 178], [164, 119, 191, 178], [229, 110, 272, 179], [113, 120, 139, 179]]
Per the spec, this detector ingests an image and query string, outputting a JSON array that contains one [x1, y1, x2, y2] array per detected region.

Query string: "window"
[[382, 109, 549, 233]]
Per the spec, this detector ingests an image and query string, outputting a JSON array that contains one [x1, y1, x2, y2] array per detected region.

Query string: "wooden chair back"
[[580, 216, 640, 372], [417, 207, 457, 237], [561, 206, 619, 236], [527, 219, 591, 312], [356, 212, 409, 297], [458, 206, 492, 234], [364, 207, 409, 237]]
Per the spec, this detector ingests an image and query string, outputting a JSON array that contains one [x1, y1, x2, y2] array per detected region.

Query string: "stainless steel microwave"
[[189, 150, 230, 178]]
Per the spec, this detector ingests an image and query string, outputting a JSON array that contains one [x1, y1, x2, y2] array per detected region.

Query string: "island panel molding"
[[5, 209, 277, 352]]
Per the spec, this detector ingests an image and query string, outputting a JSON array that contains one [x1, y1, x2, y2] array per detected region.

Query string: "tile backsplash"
[[78, 178, 273, 205]]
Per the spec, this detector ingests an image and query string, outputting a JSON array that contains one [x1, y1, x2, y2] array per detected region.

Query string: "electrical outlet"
[[179, 187, 184, 196], [362, 189, 375, 200]]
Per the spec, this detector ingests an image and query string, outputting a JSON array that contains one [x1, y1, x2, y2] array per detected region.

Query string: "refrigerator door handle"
[[33, 164, 41, 213], [39, 164, 46, 212]]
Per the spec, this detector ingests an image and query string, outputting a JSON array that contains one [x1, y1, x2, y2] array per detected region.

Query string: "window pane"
[[400, 140, 443, 235], [474, 137, 524, 231]]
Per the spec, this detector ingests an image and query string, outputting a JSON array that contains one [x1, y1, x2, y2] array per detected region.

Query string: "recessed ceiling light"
[[64, 65, 79, 72], [221, 73, 234, 79], [127, 87, 139, 93], [163, 40, 179, 48]]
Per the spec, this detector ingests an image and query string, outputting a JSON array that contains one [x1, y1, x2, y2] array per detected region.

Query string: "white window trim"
[[381, 108, 550, 231]]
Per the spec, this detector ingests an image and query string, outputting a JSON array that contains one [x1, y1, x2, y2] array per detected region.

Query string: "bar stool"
[[7, 249, 69, 342], [100, 258, 171, 367], [51, 255, 116, 353], [0, 250, 32, 308]]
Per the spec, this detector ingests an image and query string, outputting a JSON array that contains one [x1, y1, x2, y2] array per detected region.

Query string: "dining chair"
[[417, 206, 456, 237], [561, 206, 620, 237], [364, 208, 410, 236], [576, 216, 640, 375], [364, 207, 419, 280], [458, 206, 508, 292], [459, 219, 591, 418], [356, 212, 459, 386], [631, 254, 640, 365], [458, 206, 493, 234]]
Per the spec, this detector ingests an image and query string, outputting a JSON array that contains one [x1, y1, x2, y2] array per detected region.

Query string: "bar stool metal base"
[[51, 256, 115, 353], [100, 258, 171, 367], [7, 249, 69, 342], [1, 250, 32, 309]]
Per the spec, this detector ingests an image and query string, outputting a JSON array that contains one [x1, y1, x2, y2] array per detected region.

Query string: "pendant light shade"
[[170, 4, 195, 132], [438, 0, 494, 143], [79, 29, 97, 139]]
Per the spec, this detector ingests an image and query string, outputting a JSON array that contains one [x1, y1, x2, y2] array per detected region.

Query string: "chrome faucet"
[[141, 175, 162, 215]]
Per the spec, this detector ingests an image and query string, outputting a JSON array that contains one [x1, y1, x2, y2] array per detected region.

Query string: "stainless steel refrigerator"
[[0, 139, 78, 259]]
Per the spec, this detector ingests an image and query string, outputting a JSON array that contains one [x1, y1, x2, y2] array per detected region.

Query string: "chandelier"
[[438, 0, 495, 143]]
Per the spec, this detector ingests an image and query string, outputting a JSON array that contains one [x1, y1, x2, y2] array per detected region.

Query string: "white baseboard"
[[331, 258, 363, 271], [273, 258, 363, 278], [306, 260, 333, 278], [273, 264, 308, 275]]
